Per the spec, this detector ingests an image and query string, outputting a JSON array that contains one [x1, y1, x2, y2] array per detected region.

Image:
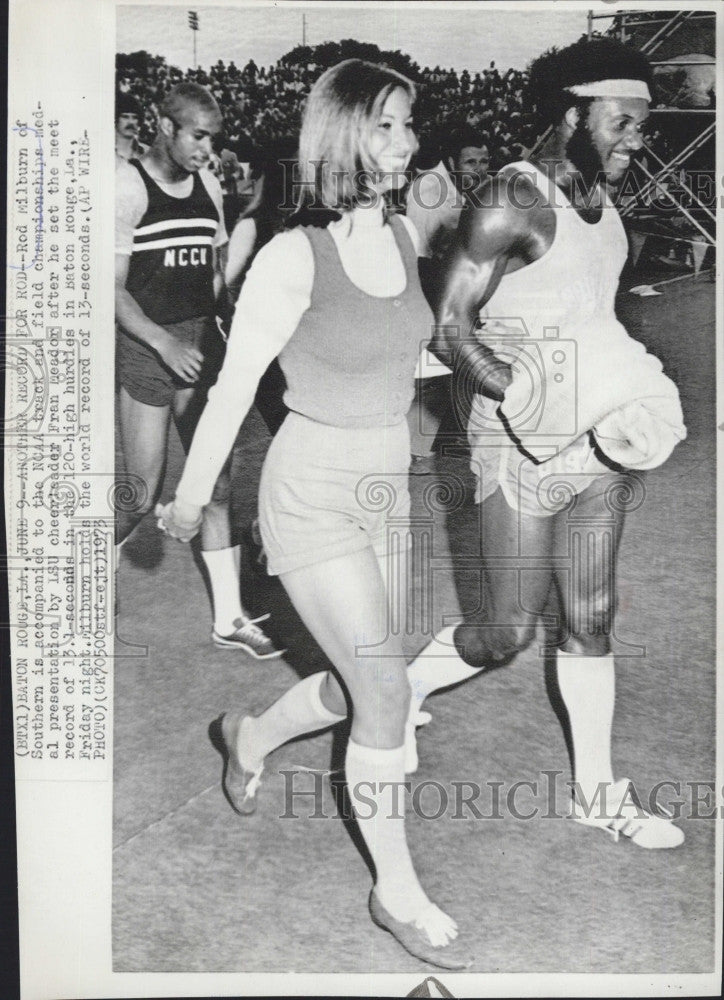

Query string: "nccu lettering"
[[162, 246, 209, 268], [125, 160, 219, 326]]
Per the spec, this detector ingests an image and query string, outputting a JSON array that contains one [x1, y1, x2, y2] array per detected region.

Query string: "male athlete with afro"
[[405, 38, 687, 848]]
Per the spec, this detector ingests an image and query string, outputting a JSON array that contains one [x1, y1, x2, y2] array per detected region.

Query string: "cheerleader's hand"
[[155, 499, 203, 543]]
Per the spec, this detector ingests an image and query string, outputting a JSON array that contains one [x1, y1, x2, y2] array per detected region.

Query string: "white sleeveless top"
[[468, 161, 628, 516]]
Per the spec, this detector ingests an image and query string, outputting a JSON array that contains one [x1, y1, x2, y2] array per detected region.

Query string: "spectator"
[[406, 124, 489, 261], [115, 92, 147, 163]]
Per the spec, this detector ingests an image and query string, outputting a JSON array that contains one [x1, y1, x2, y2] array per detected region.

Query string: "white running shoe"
[[571, 777, 684, 849]]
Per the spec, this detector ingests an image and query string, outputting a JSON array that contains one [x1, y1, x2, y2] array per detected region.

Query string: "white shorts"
[[259, 412, 412, 575], [468, 394, 611, 517]]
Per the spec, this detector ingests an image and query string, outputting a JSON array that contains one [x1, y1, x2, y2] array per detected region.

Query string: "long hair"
[[296, 59, 416, 215]]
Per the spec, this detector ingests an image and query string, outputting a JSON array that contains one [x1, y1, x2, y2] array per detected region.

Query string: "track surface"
[[113, 275, 716, 974]]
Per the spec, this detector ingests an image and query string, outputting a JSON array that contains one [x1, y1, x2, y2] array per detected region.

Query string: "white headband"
[[566, 79, 651, 101]]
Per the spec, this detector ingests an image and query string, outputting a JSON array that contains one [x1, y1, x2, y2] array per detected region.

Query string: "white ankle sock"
[[345, 739, 430, 923], [556, 650, 615, 801], [238, 672, 346, 770], [202, 545, 244, 634], [407, 626, 483, 707]]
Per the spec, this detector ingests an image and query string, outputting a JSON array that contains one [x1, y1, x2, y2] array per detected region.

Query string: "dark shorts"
[[116, 316, 225, 407]]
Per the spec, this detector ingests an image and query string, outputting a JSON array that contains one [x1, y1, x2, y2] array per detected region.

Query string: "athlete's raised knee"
[[453, 621, 536, 670]]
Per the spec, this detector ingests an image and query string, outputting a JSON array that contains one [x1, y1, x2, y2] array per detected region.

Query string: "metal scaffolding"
[[589, 9, 715, 267], [588, 9, 714, 53]]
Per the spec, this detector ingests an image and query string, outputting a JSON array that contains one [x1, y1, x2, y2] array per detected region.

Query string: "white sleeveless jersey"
[[468, 161, 629, 516], [479, 161, 627, 338]]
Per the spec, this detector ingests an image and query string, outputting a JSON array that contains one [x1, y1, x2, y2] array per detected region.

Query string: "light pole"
[[188, 10, 199, 69]]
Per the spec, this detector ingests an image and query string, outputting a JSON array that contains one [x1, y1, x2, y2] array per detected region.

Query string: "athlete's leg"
[[408, 488, 555, 702], [404, 488, 557, 771], [552, 472, 627, 657], [551, 473, 625, 801], [172, 383, 276, 646], [173, 384, 231, 551], [116, 387, 171, 544], [550, 473, 683, 846]]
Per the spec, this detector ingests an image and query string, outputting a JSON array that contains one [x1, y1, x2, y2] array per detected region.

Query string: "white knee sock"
[[556, 650, 615, 801], [238, 672, 346, 771], [407, 625, 484, 707], [202, 545, 244, 634], [345, 739, 430, 922]]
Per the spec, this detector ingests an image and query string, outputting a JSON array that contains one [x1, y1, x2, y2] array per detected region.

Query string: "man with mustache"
[[407, 124, 491, 263], [115, 82, 280, 659], [115, 91, 147, 164], [405, 38, 687, 848]]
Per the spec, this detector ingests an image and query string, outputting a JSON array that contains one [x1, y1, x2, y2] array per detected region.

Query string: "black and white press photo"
[[5, 1, 721, 997]]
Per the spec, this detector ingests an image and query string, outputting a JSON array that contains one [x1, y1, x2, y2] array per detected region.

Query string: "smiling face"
[[363, 86, 417, 192], [567, 96, 649, 187], [162, 103, 222, 175]]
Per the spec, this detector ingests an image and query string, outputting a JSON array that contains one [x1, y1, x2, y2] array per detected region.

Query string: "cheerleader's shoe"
[[368, 891, 474, 970], [216, 712, 264, 816], [571, 777, 684, 849]]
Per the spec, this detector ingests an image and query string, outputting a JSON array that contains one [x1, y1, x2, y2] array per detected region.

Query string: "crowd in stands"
[[117, 37, 707, 240], [116, 39, 540, 174]]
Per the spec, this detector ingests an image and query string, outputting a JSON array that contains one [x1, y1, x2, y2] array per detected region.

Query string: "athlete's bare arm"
[[431, 173, 552, 401], [115, 253, 203, 382], [213, 242, 227, 301], [198, 168, 231, 325], [212, 242, 235, 334]]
